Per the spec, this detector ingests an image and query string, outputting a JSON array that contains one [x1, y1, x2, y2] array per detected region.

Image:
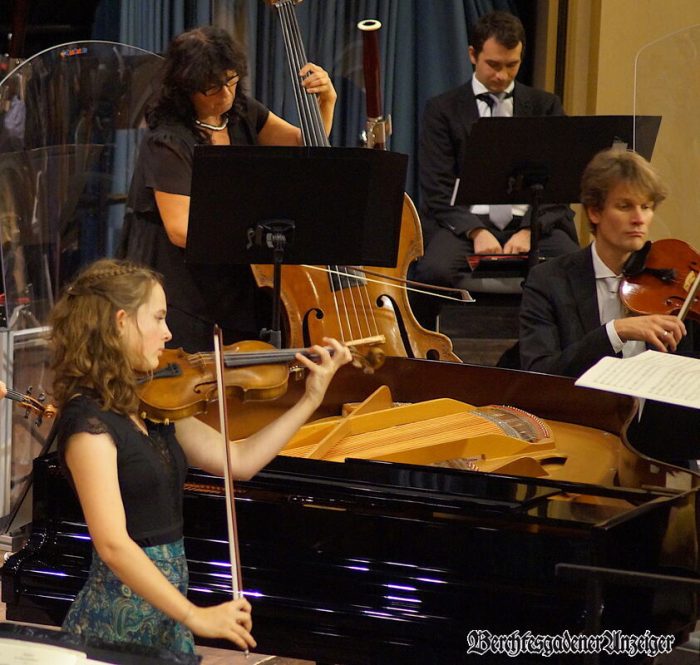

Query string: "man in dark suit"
[[412, 10, 579, 326], [520, 148, 698, 465]]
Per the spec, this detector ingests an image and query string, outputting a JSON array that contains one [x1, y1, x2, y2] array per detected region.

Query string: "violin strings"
[[7, 389, 28, 402], [182, 349, 312, 367]]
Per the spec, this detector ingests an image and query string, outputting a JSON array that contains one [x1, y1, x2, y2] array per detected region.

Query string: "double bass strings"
[[272, 0, 385, 345], [275, 0, 326, 146]]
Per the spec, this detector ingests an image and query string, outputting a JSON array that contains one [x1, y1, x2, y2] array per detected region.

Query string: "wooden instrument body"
[[252, 388, 623, 488], [621, 238, 700, 320], [138, 341, 290, 421], [252, 195, 459, 360]]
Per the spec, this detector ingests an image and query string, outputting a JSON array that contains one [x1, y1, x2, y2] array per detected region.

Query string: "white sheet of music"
[[575, 350, 700, 409], [0, 638, 86, 664]]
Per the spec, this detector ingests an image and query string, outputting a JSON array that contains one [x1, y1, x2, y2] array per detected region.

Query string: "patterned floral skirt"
[[62, 539, 195, 656]]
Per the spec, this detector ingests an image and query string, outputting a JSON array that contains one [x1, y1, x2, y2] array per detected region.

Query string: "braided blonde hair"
[[50, 258, 163, 414]]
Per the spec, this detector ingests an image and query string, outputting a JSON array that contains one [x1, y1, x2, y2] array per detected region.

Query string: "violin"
[[6, 387, 57, 425], [136, 337, 385, 423], [620, 238, 700, 322]]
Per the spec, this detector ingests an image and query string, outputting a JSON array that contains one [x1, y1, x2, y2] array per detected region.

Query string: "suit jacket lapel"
[[512, 82, 532, 116], [460, 84, 480, 129], [567, 246, 601, 334], [449, 84, 480, 144]]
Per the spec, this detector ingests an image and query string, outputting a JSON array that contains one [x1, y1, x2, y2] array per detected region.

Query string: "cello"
[[251, 0, 460, 361]]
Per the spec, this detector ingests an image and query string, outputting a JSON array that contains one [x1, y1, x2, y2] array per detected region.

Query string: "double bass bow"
[[251, 0, 460, 361]]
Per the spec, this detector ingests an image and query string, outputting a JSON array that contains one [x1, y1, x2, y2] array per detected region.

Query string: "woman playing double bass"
[[119, 26, 336, 352], [51, 258, 350, 656]]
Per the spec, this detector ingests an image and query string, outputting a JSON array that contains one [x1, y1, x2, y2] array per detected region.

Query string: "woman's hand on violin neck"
[[614, 314, 687, 352], [184, 597, 256, 651], [296, 338, 352, 408]]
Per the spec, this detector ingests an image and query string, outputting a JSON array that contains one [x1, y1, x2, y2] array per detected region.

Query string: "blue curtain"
[[236, 0, 516, 197], [93, 0, 213, 54], [93, 0, 517, 196]]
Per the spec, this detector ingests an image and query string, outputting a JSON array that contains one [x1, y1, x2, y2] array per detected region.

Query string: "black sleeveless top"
[[118, 92, 271, 351], [56, 393, 188, 547]]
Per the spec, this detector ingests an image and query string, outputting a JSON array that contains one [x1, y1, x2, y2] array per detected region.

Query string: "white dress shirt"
[[591, 241, 645, 359]]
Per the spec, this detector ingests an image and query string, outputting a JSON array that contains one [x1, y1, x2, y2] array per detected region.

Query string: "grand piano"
[[4, 357, 700, 664]]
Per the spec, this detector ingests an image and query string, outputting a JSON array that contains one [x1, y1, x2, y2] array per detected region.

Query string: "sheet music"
[[0, 638, 86, 664], [575, 350, 700, 409]]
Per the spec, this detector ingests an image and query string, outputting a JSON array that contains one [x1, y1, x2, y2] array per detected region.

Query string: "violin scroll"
[[6, 386, 57, 426]]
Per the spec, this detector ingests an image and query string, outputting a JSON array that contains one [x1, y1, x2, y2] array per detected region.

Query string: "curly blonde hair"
[[50, 259, 163, 414]]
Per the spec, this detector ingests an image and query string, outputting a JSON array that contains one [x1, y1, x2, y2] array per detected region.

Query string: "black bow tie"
[[475, 91, 514, 110]]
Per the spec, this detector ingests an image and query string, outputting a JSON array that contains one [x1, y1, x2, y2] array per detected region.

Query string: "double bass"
[[251, 0, 460, 362]]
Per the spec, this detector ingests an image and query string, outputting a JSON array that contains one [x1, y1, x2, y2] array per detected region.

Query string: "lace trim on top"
[[79, 415, 109, 436]]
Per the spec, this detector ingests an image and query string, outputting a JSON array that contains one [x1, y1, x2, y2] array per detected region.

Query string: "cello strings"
[[357, 270, 380, 338], [278, 0, 353, 340], [349, 268, 380, 339]]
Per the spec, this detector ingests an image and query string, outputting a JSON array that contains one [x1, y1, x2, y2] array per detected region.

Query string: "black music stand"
[[186, 145, 408, 348], [454, 115, 661, 271]]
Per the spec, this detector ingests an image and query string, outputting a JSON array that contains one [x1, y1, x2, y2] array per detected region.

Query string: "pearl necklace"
[[195, 116, 229, 131]]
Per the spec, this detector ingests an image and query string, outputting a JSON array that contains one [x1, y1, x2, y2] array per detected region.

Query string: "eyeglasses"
[[202, 75, 240, 97]]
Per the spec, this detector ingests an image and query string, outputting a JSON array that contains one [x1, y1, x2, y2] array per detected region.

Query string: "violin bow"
[[212, 326, 246, 632], [678, 269, 700, 321]]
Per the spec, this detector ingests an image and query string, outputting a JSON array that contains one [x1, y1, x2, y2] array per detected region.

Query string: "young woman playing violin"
[[50, 258, 350, 656], [520, 148, 700, 466]]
